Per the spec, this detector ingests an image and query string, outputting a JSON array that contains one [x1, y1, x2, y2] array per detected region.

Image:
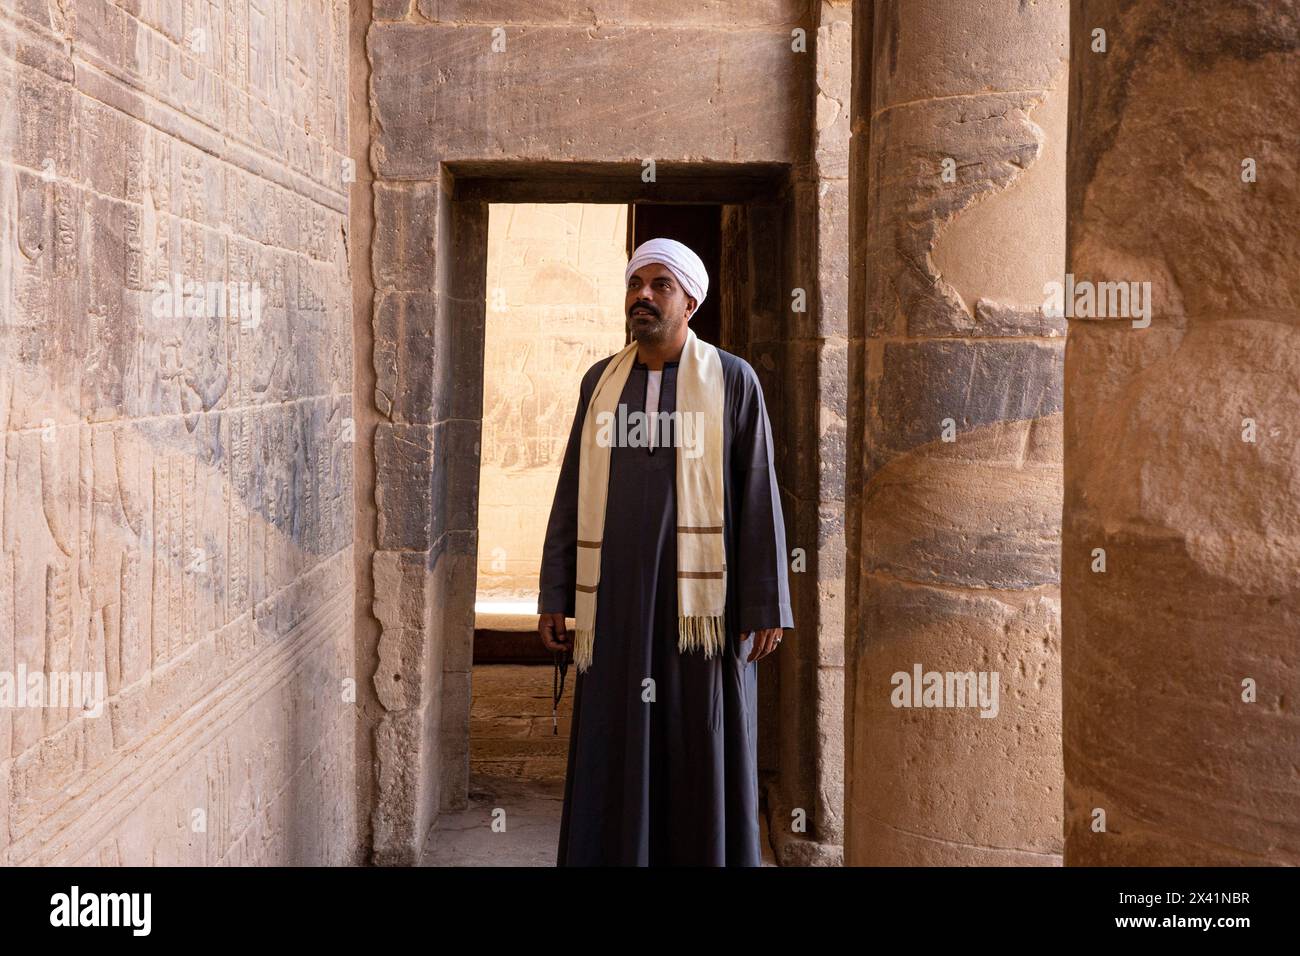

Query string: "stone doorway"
[[357, 161, 842, 865]]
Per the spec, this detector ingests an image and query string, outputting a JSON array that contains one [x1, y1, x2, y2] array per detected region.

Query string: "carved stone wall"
[[0, 0, 355, 865], [478, 203, 628, 602]]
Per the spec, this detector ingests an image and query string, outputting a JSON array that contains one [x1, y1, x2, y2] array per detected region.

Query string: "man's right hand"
[[539, 612, 572, 653]]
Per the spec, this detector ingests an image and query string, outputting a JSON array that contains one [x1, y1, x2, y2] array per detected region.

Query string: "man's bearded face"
[[625, 263, 696, 343]]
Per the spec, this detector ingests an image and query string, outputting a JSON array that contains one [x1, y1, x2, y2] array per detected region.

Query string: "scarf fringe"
[[677, 614, 727, 659], [574, 628, 595, 674], [574, 619, 725, 674]]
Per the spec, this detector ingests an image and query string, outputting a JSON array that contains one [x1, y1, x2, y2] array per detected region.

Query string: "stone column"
[[848, 0, 1068, 865], [1063, 0, 1300, 864]]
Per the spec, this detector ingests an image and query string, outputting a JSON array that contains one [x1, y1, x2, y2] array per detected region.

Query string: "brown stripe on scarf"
[[677, 526, 723, 533]]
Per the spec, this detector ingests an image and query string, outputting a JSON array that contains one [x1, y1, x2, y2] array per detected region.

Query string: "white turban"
[[624, 238, 709, 310]]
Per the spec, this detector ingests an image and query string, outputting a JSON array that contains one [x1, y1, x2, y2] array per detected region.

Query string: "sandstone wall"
[[478, 203, 627, 603], [0, 0, 356, 864], [1063, 0, 1300, 864]]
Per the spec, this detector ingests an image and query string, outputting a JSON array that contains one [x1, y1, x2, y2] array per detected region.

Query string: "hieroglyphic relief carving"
[[229, 411, 251, 614], [1, 0, 354, 866], [480, 334, 619, 469], [477, 206, 630, 597], [181, 0, 202, 81]]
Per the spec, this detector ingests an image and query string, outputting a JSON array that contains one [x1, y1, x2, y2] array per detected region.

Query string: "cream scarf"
[[573, 326, 726, 673]]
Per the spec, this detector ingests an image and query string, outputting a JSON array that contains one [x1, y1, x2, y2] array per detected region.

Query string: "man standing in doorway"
[[537, 237, 794, 866]]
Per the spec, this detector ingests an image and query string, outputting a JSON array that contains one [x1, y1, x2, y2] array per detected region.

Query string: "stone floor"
[[422, 663, 776, 866], [469, 662, 574, 781], [420, 772, 568, 867], [420, 663, 569, 866]]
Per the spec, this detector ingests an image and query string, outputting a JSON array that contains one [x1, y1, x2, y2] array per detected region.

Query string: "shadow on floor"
[[421, 773, 566, 867], [421, 662, 776, 866]]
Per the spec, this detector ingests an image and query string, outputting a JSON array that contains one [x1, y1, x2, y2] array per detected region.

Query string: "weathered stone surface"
[[371, 706, 428, 865], [1066, 1, 1299, 326], [867, 91, 1069, 339], [1064, 0, 1300, 865], [814, 3, 853, 181], [848, 0, 1067, 866], [851, 575, 1062, 864], [1063, 518, 1299, 864], [374, 422, 435, 551], [871, 0, 1067, 111], [867, 340, 1063, 468], [863, 419, 1063, 590], [0, 0, 355, 865], [419, 0, 806, 26], [374, 0, 414, 21], [439, 419, 481, 535], [373, 291, 438, 423], [438, 551, 478, 675], [475, 203, 627, 598], [814, 176, 851, 337], [373, 182, 440, 292], [368, 20, 810, 178], [372, 549, 433, 710]]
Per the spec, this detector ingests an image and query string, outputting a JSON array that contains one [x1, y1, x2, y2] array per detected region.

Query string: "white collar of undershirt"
[[645, 369, 662, 410], [645, 370, 663, 448]]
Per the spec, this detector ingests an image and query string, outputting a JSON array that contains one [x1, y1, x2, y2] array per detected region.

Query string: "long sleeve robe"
[[538, 344, 793, 866]]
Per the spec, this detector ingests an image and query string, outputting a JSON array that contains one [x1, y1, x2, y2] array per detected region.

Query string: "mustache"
[[628, 303, 661, 319]]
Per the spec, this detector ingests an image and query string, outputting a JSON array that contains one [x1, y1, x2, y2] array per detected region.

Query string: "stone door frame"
[[360, 159, 840, 865]]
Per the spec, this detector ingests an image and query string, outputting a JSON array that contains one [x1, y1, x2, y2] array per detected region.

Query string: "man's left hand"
[[740, 628, 784, 663]]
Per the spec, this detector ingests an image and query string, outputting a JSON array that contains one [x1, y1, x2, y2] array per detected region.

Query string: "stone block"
[[368, 21, 809, 177], [375, 423, 435, 550], [372, 181, 440, 291], [867, 339, 1063, 466], [373, 291, 439, 422]]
